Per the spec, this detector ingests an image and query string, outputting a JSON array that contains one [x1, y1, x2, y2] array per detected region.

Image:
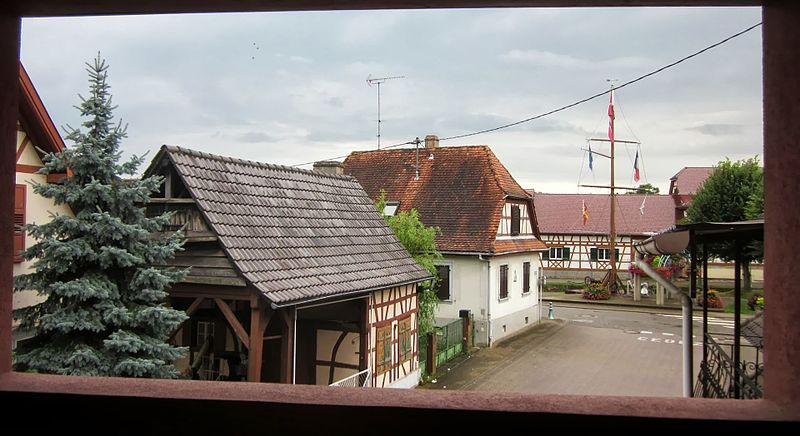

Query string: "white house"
[[344, 135, 548, 346]]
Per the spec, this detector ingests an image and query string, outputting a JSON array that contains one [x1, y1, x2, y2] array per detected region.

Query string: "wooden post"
[[0, 15, 20, 375], [426, 331, 437, 376], [633, 273, 641, 302], [459, 309, 472, 352], [247, 296, 264, 382], [281, 307, 296, 384]]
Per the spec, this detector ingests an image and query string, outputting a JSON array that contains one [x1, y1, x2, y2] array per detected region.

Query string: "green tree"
[[13, 56, 188, 378], [376, 191, 441, 335], [627, 183, 660, 195], [684, 157, 763, 291]]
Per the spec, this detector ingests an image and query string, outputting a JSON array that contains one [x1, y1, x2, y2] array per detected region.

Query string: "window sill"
[[0, 372, 793, 426], [497, 297, 509, 302]]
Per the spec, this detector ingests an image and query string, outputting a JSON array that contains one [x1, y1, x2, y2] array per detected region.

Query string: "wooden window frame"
[[13, 183, 25, 263], [0, 2, 797, 429], [499, 264, 509, 300], [435, 264, 451, 301], [522, 261, 531, 295], [375, 323, 392, 375], [510, 205, 521, 236], [398, 316, 412, 362]]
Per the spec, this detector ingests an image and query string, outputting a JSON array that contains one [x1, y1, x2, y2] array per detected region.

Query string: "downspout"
[[478, 254, 491, 347], [635, 252, 693, 397]]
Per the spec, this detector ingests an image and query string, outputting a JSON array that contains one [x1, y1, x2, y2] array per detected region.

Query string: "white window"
[[383, 201, 400, 216]]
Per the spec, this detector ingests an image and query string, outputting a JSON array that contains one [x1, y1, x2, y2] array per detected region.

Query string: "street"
[[423, 304, 737, 397]]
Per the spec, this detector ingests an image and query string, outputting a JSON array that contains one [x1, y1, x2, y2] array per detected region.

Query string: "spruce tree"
[[13, 55, 188, 378]]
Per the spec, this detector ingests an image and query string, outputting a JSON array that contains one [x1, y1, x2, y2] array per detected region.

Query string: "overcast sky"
[[20, 7, 762, 194]]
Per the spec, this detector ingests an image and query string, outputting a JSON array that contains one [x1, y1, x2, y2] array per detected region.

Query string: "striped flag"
[[582, 200, 589, 225], [633, 149, 641, 182]]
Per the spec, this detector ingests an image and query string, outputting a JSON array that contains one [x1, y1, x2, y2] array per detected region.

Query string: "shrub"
[[582, 282, 610, 300], [747, 293, 764, 311], [696, 289, 724, 309]]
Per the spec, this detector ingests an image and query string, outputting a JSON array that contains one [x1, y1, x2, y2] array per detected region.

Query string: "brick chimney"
[[424, 135, 439, 149], [313, 160, 344, 176]]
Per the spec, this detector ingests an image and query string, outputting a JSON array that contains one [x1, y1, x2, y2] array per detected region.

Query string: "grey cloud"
[[238, 131, 277, 143], [687, 124, 745, 136]]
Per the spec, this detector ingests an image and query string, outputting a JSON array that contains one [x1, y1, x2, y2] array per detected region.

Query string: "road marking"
[[640, 330, 653, 334], [659, 314, 736, 329], [662, 332, 674, 336], [570, 319, 594, 323]]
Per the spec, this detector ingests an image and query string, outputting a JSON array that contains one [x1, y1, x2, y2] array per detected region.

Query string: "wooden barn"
[[143, 146, 431, 387]]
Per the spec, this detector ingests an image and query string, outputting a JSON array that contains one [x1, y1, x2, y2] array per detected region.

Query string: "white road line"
[[662, 332, 674, 336], [640, 330, 653, 334]]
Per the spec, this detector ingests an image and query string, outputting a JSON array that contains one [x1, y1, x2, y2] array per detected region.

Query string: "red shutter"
[[14, 184, 26, 263]]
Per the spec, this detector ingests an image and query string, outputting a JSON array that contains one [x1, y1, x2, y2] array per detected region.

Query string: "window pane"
[[500, 265, 508, 299], [435, 265, 451, 300], [523, 262, 530, 294]]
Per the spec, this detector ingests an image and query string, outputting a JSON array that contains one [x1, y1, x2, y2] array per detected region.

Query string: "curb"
[[542, 296, 728, 315]]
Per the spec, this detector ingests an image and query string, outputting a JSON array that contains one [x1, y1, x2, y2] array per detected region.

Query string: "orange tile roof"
[[344, 145, 542, 254]]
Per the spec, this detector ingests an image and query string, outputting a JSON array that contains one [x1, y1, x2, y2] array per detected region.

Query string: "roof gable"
[[534, 193, 676, 236], [148, 146, 430, 306], [670, 167, 714, 196], [18, 63, 65, 157], [343, 145, 539, 253]]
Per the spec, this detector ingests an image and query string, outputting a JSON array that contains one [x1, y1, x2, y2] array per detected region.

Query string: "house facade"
[[144, 146, 431, 388], [343, 136, 547, 347], [669, 166, 714, 221], [532, 193, 675, 281], [12, 64, 72, 345]]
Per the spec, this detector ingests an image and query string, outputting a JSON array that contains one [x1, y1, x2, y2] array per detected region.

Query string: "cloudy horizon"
[[20, 7, 763, 194]]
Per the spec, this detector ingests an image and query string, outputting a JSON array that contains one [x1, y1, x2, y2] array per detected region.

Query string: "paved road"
[[422, 305, 738, 397]]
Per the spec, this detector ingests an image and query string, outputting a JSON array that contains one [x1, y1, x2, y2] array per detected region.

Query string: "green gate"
[[435, 318, 463, 367]]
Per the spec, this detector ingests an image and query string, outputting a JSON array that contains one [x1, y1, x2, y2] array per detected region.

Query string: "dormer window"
[[511, 205, 521, 236], [384, 201, 400, 217]]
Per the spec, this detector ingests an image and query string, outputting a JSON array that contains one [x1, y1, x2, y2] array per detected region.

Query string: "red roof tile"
[[343, 145, 540, 254], [19, 62, 66, 156], [670, 167, 713, 196], [533, 193, 676, 236]]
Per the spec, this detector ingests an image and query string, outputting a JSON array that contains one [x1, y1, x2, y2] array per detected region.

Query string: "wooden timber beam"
[[281, 307, 296, 384], [168, 297, 205, 342], [214, 298, 250, 350], [328, 331, 348, 385], [247, 296, 265, 382]]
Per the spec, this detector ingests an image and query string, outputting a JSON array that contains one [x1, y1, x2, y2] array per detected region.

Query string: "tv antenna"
[[367, 75, 405, 149]]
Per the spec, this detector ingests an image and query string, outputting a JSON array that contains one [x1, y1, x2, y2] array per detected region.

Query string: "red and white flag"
[[607, 91, 615, 142], [582, 200, 589, 225]]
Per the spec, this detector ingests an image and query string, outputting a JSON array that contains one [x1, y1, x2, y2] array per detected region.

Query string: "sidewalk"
[[542, 290, 730, 316]]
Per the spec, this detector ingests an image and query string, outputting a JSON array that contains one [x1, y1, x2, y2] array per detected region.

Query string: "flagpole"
[[608, 82, 618, 292]]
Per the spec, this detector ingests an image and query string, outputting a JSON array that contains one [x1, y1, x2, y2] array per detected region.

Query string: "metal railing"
[[329, 368, 372, 388], [694, 333, 763, 399]]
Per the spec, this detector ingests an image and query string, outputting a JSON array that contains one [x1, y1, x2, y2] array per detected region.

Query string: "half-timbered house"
[[143, 146, 431, 388], [532, 193, 675, 281], [12, 63, 72, 346], [669, 166, 714, 221], [343, 135, 547, 347]]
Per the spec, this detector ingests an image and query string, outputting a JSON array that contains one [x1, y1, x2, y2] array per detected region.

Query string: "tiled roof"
[[533, 193, 676, 236], [19, 62, 65, 155], [152, 146, 431, 306], [343, 145, 543, 254], [670, 167, 713, 196]]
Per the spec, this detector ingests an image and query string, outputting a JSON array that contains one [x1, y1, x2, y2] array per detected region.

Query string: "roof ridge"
[[163, 145, 355, 181]]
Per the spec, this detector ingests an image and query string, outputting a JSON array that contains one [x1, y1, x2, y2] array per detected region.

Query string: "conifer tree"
[[13, 55, 188, 378]]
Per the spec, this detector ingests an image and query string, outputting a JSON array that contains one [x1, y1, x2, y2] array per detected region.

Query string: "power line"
[[293, 21, 761, 166], [439, 21, 761, 142], [291, 140, 415, 167]]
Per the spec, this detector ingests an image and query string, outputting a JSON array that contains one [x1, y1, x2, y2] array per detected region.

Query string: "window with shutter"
[[590, 248, 598, 261], [542, 249, 549, 260], [499, 265, 509, 300], [510, 205, 521, 236], [563, 247, 570, 260], [522, 262, 530, 294], [375, 324, 392, 374], [435, 265, 451, 301], [14, 184, 26, 263]]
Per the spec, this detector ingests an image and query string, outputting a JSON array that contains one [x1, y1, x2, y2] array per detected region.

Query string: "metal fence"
[[329, 368, 372, 388], [435, 318, 463, 368], [694, 333, 763, 399]]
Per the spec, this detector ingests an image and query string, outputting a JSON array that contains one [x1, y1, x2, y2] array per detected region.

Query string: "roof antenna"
[[367, 75, 405, 149]]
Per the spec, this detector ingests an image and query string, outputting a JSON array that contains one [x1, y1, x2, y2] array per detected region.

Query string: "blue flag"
[[588, 142, 594, 171]]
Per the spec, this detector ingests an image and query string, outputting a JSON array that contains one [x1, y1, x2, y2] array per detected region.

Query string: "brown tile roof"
[[19, 62, 66, 155], [343, 145, 544, 254], [533, 193, 676, 236], [670, 167, 714, 196], [151, 146, 431, 306]]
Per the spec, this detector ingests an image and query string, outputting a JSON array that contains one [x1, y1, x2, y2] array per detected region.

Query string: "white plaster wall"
[[488, 252, 542, 344], [14, 133, 73, 310]]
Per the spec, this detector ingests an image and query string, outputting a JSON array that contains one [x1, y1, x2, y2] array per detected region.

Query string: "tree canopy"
[[375, 191, 441, 335], [13, 56, 188, 378], [626, 183, 660, 195]]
